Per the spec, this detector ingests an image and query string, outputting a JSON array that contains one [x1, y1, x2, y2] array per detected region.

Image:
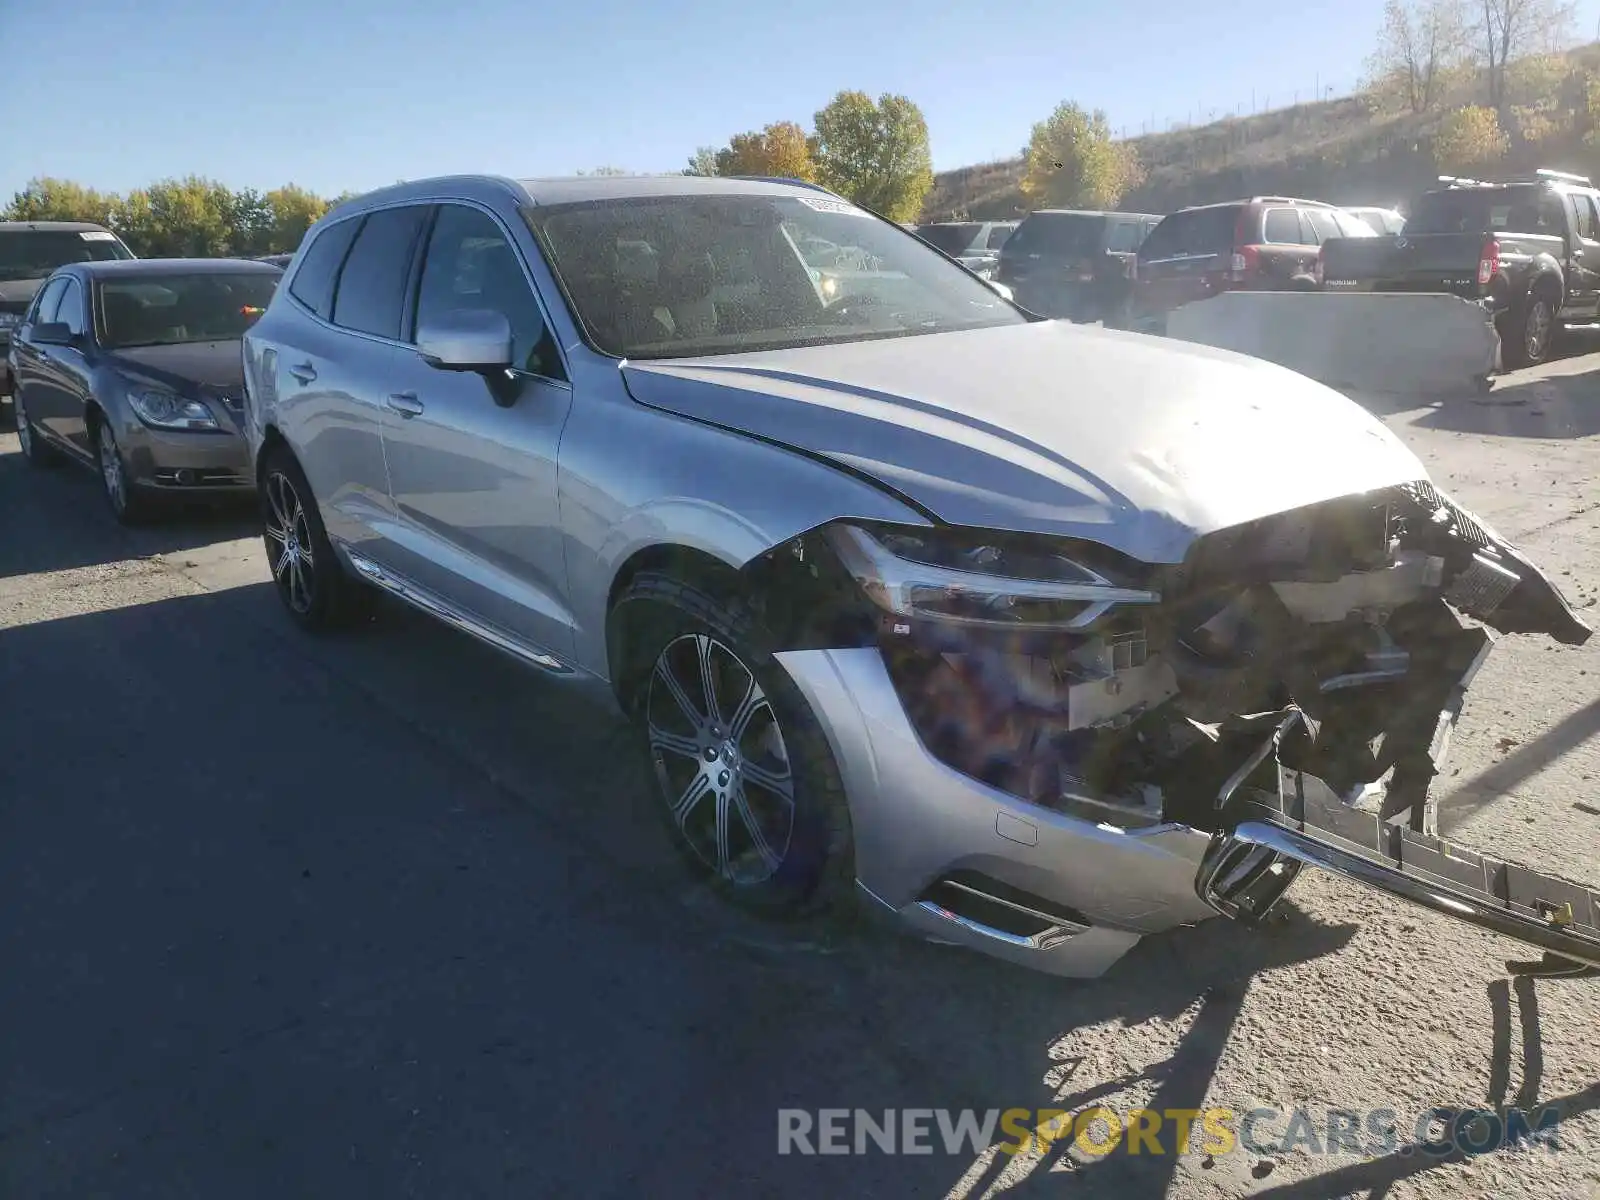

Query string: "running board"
[[342, 548, 573, 676]]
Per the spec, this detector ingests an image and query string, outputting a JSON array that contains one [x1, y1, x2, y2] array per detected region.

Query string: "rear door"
[[1560, 190, 1600, 316], [1132, 205, 1240, 316]]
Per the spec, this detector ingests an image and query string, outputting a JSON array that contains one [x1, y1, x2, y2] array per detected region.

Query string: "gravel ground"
[[0, 352, 1597, 1199]]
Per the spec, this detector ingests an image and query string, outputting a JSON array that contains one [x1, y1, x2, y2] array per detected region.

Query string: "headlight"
[[0, 312, 18, 329], [823, 523, 1158, 631], [127, 389, 219, 431]]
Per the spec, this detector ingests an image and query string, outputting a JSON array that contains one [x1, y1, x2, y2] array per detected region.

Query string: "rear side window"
[[1333, 211, 1378, 238], [985, 225, 1014, 249], [331, 205, 430, 340], [1006, 213, 1104, 257], [1104, 219, 1147, 252], [289, 217, 360, 320], [1303, 209, 1342, 242], [1263, 208, 1313, 244], [53, 278, 86, 335], [1137, 206, 1241, 259], [917, 224, 982, 256], [1569, 194, 1600, 240]]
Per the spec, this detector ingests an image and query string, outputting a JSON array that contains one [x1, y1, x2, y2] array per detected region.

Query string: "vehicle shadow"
[[0, 439, 259, 579], [1408, 365, 1600, 440]]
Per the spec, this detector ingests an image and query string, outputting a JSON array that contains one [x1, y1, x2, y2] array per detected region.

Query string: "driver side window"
[[413, 204, 564, 381], [53, 279, 87, 336], [29, 278, 67, 326]]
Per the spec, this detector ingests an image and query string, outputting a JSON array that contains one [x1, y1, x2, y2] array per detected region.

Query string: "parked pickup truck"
[[1319, 169, 1600, 368]]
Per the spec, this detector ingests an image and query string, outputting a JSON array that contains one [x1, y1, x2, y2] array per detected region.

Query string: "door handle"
[[386, 391, 424, 418], [289, 361, 317, 384]]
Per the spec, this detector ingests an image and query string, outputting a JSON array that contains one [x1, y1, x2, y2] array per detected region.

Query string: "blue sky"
[[8, 0, 1600, 202]]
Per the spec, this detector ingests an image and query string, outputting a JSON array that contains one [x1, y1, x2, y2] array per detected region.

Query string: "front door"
[[377, 201, 578, 663], [1562, 191, 1600, 317]]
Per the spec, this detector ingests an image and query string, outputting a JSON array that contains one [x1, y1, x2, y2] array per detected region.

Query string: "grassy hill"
[[923, 42, 1600, 221]]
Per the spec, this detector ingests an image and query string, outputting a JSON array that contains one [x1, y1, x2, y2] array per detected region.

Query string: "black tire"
[[258, 443, 370, 631], [13, 390, 62, 468], [1501, 288, 1558, 369], [93, 417, 156, 525], [615, 570, 856, 919]]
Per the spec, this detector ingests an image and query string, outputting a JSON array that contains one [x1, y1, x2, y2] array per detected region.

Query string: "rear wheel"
[[258, 444, 370, 631], [616, 571, 856, 919], [1502, 289, 1557, 369], [13, 391, 61, 468]]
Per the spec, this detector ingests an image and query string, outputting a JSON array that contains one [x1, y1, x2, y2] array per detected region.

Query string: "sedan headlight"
[[824, 523, 1158, 631], [0, 312, 18, 330], [127, 389, 219, 431]]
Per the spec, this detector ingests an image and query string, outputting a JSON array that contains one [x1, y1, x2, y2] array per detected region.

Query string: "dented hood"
[[620, 320, 1428, 563]]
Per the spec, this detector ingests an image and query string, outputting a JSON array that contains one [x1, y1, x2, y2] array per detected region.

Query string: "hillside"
[[923, 42, 1600, 220]]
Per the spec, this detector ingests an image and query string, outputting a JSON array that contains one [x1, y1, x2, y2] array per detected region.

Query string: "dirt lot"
[[1, 353, 1598, 1199]]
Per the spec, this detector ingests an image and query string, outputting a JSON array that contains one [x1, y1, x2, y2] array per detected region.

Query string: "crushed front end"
[[748, 481, 1597, 975]]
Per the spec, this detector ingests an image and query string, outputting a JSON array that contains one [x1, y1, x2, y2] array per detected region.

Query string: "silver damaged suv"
[[243, 174, 1600, 980]]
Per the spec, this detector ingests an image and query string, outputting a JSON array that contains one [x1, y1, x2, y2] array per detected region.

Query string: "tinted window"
[[1137, 206, 1241, 259], [1005, 213, 1104, 257], [30, 277, 67, 325], [98, 272, 280, 349], [415, 204, 563, 379], [1406, 185, 1540, 235], [54, 279, 86, 335], [985, 225, 1015, 249], [1264, 208, 1310, 244], [0, 230, 131, 282], [331, 206, 429, 339], [289, 217, 359, 320], [917, 224, 983, 255], [1571, 194, 1600, 240], [1104, 219, 1147, 252]]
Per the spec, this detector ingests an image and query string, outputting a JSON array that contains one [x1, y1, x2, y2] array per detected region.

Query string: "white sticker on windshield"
[[797, 197, 870, 218], [79, 230, 117, 241]]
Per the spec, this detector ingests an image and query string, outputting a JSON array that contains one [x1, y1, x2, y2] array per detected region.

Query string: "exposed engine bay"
[[752, 480, 1589, 838]]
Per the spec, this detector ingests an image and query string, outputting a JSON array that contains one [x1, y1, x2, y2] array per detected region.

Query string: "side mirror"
[[31, 321, 73, 346], [416, 309, 513, 373]]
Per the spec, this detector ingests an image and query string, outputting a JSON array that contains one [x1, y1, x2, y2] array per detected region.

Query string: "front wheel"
[[617, 572, 856, 918], [258, 445, 370, 631], [94, 419, 154, 524]]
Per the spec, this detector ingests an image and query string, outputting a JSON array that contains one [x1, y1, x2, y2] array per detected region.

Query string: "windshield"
[[0, 229, 132, 281], [916, 223, 983, 255], [529, 193, 1025, 359], [97, 272, 280, 348], [1137, 205, 1241, 259], [1004, 213, 1104, 257]]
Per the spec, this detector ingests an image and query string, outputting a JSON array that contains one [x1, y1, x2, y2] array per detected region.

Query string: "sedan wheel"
[[13, 391, 58, 467], [647, 632, 797, 888], [95, 421, 149, 523]]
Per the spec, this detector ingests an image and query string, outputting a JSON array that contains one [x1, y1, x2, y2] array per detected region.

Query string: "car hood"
[[106, 340, 245, 395], [619, 320, 1428, 564]]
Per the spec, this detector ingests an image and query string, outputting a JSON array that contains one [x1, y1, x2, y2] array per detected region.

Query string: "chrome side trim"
[[914, 898, 1088, 953], [343, 548, 573, 675], [937, 879, 1093, 933]]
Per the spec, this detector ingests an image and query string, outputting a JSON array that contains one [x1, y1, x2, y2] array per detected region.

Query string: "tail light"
[[1315, 244, 1326, 285], [1230, 245, 1260, 281], [1477, 239, 1500, 285]]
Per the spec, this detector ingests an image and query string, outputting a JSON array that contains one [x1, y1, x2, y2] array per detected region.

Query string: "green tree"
[[684, 146, 722, 176], [1366, 0, 1470, 114], [228, 187, 275, 256], [4, 177, 118, 225], [713, 121, 818, 180], [1019, 102, 1144, 210], [810, 91, 934, 221], [264, 185, 333, 255], [1432, 104, 1510, 170]]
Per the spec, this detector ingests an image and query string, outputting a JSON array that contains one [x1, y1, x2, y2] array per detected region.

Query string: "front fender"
[[556, 376, 927, 677]]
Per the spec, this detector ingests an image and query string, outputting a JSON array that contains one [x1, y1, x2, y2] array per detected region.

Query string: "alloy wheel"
[[98, 424, 128, 513], [646, 632, 796, 886], [1526, 299, 1552, 361], [263, 470, 317, 614]]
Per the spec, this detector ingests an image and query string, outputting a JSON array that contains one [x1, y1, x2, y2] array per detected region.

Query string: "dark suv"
[[1127, 198, 1376, 331], [996, 209, 1162, 322], [0, 221, 135, 395]]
